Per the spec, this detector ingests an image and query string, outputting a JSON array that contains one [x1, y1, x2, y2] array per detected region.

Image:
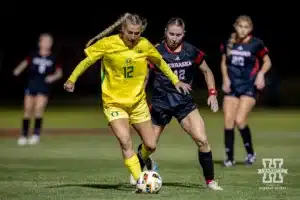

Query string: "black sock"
[[137, 144, 146, 169], [34, 118, 43, 136], [239, 125, 254, 155], [198, 151, 214, 183], [224, 128, 235, 161], [22, 118, 30, 137]]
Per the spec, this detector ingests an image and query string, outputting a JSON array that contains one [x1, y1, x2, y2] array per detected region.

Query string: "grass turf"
[[0, 106, 299, 199]]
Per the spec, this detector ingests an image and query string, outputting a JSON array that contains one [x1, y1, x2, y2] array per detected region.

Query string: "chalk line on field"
[[0, 128, 110, 138]]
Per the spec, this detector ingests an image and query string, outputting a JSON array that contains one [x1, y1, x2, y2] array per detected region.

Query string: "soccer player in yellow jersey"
[[63, 13, 191, 186]]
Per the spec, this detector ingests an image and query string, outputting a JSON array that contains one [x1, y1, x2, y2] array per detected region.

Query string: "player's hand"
[[175, 81, 192, 95], [45, 75, 55, 83], [207, 95, 218, 113], [222, 77, 231, 93], [255, 72, 265, 90], [64, 80, 75, 92], [13, 69, 21, 76]]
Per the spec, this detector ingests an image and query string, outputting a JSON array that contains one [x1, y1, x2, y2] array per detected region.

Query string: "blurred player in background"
[[132, 17, 223, 190], [13, 33, 63, 145], [220, 15, 272, 167], [63, 13, 191, 188]]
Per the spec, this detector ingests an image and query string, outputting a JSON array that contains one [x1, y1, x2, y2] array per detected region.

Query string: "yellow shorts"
[[103, 99, 151, 124]]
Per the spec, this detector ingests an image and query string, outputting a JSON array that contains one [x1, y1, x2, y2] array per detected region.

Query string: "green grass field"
[[0, 106, 299, 200]]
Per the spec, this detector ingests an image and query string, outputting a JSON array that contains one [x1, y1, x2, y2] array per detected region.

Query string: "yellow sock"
[[141, 144, 152, 160], [125, 154, 142, 180]]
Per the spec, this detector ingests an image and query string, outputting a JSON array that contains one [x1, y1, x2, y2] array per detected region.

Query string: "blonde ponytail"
[[85, 13, 130, 47], [227, 32, 236, 56]]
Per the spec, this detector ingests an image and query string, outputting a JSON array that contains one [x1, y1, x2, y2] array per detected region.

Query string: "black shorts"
[[150, 100, 197, 126], [225, 83, 257, 99], [24, 87, 49, 96]]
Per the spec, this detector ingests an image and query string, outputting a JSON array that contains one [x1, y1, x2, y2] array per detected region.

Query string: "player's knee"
[[24, 111, 31, 118], [118, 134, 132, 149], [34, 105, 46, 117], [144, 144, 157, 153], [24, 106, 33, 118], [24, 103, 33, 117], [120, 138, 134, 157], [34, 96, 48, 117], [34, 109, 44, 118], [199, 138, 209, 148], [143, 140, 157, 153], [198, 138, 211, 152], [224, 114, 235, 128], [193, 133, 208, 147], [122, 148, 135, 159], [235, 116, 246, 128]]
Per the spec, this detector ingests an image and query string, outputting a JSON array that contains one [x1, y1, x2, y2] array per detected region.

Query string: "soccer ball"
[[136, 170, 162, 193]]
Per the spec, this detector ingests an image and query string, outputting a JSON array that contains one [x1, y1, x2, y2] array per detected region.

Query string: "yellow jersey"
[[68, 34, 179, 107]]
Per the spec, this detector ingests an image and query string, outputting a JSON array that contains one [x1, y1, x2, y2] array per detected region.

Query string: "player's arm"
[[196, 50, 217, 96], [13, 57, 30, 76], [67, 39, 107, 83], [143, 70, 149, 89], [259, 55, 272, 75], [144, 62, 155, 91], [143, 43, 160, 89], [145, 41, 191, 94], [220, 44, 230, 82], [197, 51, 218, 112], [219, 43, 232, 93], [221, 54, 229, 80], [254, 42, 272, 90], [67, 57, 97, 83], [143, 63, 150, 90], [257, 47, 272, 75], [45, 64, 63, 83], [199, 60, 217, 94], [52, 65, 63, 81], [146, 43, 179, 85]]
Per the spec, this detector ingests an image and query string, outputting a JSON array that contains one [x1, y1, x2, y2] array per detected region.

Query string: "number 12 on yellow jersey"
[[123, 66, 134, 78]]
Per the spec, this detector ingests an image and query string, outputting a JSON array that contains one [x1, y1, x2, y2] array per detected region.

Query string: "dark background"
[[0, 3, 298, 107]]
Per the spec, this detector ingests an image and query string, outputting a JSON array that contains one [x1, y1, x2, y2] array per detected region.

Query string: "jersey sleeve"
[[144, 61, 154, 90], [148, 61, 155, 70], [220, 42, 227, 55], [25, 56, 32, 64], [55, 60, 62, 70], [25, 52, 35, 64], [55, 63, 62, 69], [84, 38, 108, 62], [256, 40, 269, 59], [68, 57, 97, 83], [67, 38, 108, 83], [53, 56, 62, 70], [145, 40, 179, 85], [194, 50, 206, 65]]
